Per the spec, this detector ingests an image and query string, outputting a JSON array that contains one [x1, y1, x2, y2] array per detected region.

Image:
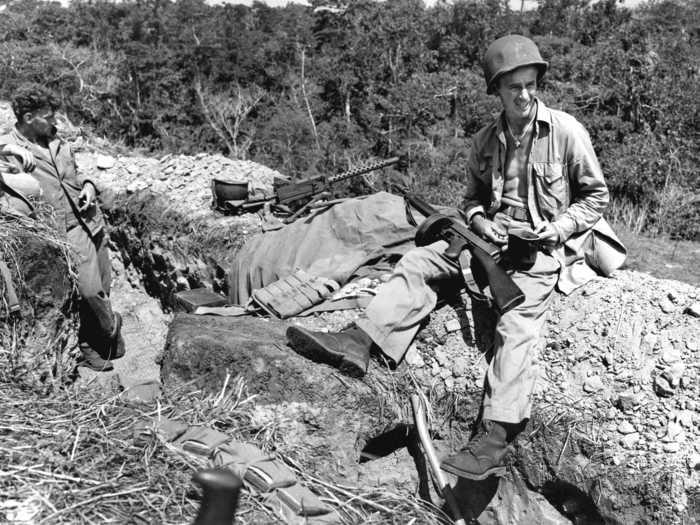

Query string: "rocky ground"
[[1, 102, 699, 523]]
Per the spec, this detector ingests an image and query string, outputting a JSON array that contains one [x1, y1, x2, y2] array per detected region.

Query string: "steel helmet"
[[483, 35, 548, 94]]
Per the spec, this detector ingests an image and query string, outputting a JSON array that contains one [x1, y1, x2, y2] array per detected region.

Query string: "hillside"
[[1, 100, 699, 524]]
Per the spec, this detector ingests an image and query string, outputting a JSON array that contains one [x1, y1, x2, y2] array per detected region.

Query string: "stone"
[[444, 319, 461, 333], [617, 421, 636, 434], [452, 359, 468, 378], [660, 348, 682, 365], [687, 453, 700, 470], [434, 347, 450, 367], [96, 154, 116, 169], [583, 375, 605, 393], [680, 376, 694, 389], [659, 298, 675, 313], [664, 421, 683, 442], [162, 314, 399, 483], [662, 362, 686, 388], [676, 410, 694, 428], [620, 432, 640, 448], [404, 344, 425, 368], [653, 375, 675, 397], [686, 339, 699, 351], [684, 302, 700, 317], [662, 442, 680, 453], [615, 392, 642, 412]]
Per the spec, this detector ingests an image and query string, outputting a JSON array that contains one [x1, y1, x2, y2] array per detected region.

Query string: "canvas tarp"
[[228, 192, 420, 305]]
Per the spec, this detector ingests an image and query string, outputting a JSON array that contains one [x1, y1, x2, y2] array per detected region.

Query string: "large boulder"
[[162, 313, 402, 484]]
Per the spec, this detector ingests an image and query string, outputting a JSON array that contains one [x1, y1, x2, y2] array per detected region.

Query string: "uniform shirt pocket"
[[533, 162, 568, 217]]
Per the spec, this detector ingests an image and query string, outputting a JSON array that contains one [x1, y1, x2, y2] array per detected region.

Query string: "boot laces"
[[465, 421, 492, 452]]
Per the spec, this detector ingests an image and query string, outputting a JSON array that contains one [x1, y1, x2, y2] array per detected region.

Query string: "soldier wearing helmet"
[[286, 35, 623, 480]]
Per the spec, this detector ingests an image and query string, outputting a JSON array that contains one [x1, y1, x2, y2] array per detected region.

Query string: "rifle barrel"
[[326, 156, 400, 185]]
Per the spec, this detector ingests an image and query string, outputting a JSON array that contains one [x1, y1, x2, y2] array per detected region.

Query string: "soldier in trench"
[[287, 35, 624, 480], [0, 83, 125, 372]]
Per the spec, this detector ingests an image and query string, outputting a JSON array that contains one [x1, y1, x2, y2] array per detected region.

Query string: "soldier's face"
[[25, 106, 58, 141], [496, 66, 539, 123]]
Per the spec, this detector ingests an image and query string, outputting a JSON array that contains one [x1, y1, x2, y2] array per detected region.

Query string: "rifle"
[[405, 193, 525, 315], [220, 156, 402, 217]]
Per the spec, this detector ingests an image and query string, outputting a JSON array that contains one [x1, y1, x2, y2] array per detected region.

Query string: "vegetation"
[[0, 0, 697, 239]]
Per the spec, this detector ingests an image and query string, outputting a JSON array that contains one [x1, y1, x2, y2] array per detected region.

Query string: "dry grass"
[[0, 207, 79, 389], [0, 372, 448, 524]]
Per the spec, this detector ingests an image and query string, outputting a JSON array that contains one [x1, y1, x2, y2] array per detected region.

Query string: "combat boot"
[[440, 420, 519, 480], [78, 343, 114, 372], [286, 324, 372, 378], [105, 312, 126, 360]]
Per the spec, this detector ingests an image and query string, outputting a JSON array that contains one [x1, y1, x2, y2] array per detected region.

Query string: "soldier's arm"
[[551, 121, 609, 242]]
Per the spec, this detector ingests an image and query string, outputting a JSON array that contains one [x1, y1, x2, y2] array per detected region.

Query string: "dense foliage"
[[0, 0, 697, 238]]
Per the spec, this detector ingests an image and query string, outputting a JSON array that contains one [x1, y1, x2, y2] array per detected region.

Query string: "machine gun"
[[218, 156, 402, 220], [405, 193, 525, 315]]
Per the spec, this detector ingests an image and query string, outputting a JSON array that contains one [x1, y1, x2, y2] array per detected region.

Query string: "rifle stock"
[[405, 193, 525, 314]]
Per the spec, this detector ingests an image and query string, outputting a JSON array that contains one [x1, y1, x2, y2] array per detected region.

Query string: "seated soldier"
[[287, 35, 620, 480], [0, 84, 125, 372]]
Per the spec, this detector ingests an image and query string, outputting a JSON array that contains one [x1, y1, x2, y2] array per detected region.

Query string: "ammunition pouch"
[[250, 269, 340, 319]]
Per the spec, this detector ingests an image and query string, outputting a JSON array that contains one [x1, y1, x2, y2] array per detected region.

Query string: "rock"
[[660, 347, 682, 365], [688, 453, 700, 470], [162, 314, 400, 483], [676, 410, 694, 428], [653, 376, 675, 397], [686, 339, 698, 351], [620, 432, 640, 448], [452, 359, 468, 378], [404, 344, 425, 368], [583, 375, 605, 393], [684, 302, 700, 317], [680, 376, 693, 389], [615, 391, 642, 412], [96, 154, 116, 169], [444, 319, 461, 333], [661, 362, 685, 388], [617, 421, 636, 434], [662, 442, 680, 453], [659, 298, 675, 313], [664, 421, 683, 442], [434, 347, 450, 367]]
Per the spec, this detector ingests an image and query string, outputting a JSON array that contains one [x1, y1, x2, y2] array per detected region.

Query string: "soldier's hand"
[[535, 221, 560, 248], [78, 182, 97, 212], [1, 144, 36, 172], [471, 215, 508, 245]]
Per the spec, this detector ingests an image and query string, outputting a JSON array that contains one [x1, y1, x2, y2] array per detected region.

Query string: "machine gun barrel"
[[274, 156, 401, 208]]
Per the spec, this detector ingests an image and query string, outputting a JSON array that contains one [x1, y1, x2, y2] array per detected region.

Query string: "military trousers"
[[66, 225, 116, 349], [356, 240, 559, 424]]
